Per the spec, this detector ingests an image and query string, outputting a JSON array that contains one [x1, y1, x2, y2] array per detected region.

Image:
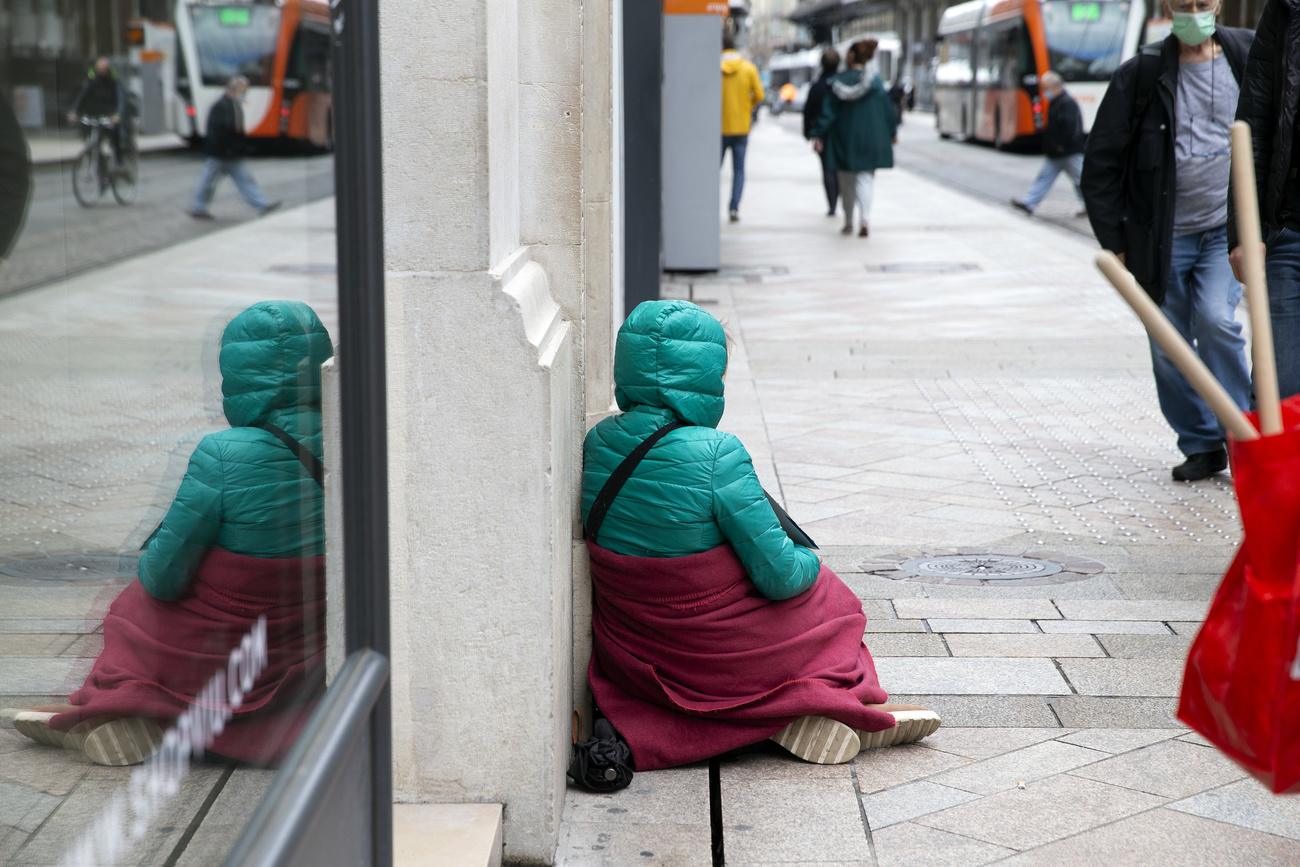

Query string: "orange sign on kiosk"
[[664, 0, 728, 14]]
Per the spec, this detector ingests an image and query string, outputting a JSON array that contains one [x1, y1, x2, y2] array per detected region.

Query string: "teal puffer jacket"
[[138, 301, 334, 601], [582, 300, 820, 600]]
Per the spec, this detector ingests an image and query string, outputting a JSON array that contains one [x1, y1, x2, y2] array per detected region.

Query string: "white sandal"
[[857, 709, 942, 750]]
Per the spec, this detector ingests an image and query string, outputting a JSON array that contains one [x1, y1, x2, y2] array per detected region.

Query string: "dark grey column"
[[623, 0, 663, 318]]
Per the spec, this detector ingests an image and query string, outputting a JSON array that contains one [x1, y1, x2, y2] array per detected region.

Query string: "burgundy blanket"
[[587, 541, 894, 770], [51, 547, 326, 766]]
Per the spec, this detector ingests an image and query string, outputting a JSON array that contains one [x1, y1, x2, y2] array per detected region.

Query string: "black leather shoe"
[[1172, 448, 1229, 481]]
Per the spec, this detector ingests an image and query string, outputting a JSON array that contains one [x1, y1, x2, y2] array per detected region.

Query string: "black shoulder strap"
[[255, 423, 324, 488], [1131, 43, 1163, 128], [584, 421, 689, 544]]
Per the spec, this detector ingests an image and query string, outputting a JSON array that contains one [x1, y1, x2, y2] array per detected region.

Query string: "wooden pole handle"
[[1231, 120, 1283, 436], [1096, 251, 1259, 441]]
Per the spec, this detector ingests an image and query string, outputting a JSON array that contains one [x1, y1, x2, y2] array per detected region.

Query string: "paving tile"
[[921, 727, 1066, 760], [1038, 620, 1171, 634], [916, 773, 1165, 850], [556, 821, 709, 866], [0, 781, 61, 833], [928, 619, 1037, 634], [1177, 731, 1213, 747], [944, 633, 1102, 658], [721, 778, 871, 862], [886, 695, 1060, 728], [565, 766, 709, 826], [0, 635, 79, 657], [1068, 739, 1246, 798], [1169, 621, 1204, 636], [1051, 696, 1183, 728], [1096, 633, 1192, 658], [863, 781, 980, 829], [0, 658, 92, 696], [172, 767, 276, 867], [991, 806, 1300, 865], [1056, 659, 1184, 697], [854, 743, 971, 794], [864, 633, 949, 657], [1056, 728, 1183, 754], [874, 658, 1070, 696], [1169, 777, 1300, 841], [863, 619, 926, 633], [0, 743, 88, 796], [0, 621, 100, 636], [871, 821, 1015, 867], [930, 740, 1109, 795], [893, 599, 1061, 620], [720, 749, 854, 782], [1054, 599, 1209, 621]]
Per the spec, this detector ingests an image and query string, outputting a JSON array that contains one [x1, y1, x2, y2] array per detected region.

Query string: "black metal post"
[[622, 0, 663, 318], [330, 0, 392, 863]]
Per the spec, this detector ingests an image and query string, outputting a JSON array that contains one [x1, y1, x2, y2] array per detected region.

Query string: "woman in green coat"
[[810, 38, 898, 238], [12, 301, 333, 767], [582, 300, 939, 770]]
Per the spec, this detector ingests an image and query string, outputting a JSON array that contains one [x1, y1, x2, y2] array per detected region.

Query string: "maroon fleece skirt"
[[587, 541, 893, 770], [51, 548, 326, 765]]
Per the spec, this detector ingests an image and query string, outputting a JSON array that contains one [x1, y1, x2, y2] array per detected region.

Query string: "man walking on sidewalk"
[[1012, 72, 1086, 217], [721, 35, 764, 223], [1081, 0, 1253, 481], [188, 76, 281, 220], [1228, 0, 1300, 401]]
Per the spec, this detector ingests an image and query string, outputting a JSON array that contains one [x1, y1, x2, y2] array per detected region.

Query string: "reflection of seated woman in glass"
[[9, 301, 332, 766], [583, 300, 940, 771]]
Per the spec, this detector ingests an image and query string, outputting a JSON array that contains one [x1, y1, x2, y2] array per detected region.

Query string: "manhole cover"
[[899, 555, 1062, 580], [858, 550, 1105, 586], [865, 263, 982, 273], [0, 555, 137, 581]]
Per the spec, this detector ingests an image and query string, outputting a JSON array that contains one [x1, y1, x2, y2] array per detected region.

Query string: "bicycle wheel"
[[111, 150, 139, 205], [72, 148, 102, 208]]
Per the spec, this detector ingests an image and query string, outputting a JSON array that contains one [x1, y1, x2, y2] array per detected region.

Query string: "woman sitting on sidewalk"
[[583, 300, 939, 769], [10, 300, 332, 766]]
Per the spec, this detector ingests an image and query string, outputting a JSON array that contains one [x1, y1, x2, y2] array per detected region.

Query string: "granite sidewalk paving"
[[556, 117, 1300, 864]]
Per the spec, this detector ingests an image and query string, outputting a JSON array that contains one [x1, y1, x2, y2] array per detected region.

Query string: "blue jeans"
[[1021, 153, 1083, 211], [1151, 225, 1251, 456], [721, 135, 747, 213], [190, 157, 270, 214], [1265, 226, 1300, 400]]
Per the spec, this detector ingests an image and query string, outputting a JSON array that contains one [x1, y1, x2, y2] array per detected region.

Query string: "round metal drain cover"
[[0, 555, 136, 581], [898, 555, 1062, 580]]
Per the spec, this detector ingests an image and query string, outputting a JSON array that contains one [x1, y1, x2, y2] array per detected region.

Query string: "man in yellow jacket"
[[721, 35, 764, 222]]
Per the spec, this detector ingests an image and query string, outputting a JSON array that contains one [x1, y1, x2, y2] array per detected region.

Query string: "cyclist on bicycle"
[[67, 58, 126, 160]]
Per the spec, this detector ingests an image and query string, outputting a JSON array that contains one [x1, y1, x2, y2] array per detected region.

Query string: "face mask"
[[1170, 10, 1217, 46]]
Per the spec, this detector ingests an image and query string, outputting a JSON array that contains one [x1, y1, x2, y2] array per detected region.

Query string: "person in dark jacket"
[[67, 58, 127, 160], [809, 39, 898, 238], [1012, 72, 1087, 216], [1227, 0, 1300, 401], [1081, 4, 1253, 481], [0, 92, 32, 262], [802, 48, 841, 216], [188, 76, 281, 219]]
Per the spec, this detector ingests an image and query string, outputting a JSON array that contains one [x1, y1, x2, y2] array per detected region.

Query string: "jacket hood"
[[831, 69, 872, 101], [614, 300, 727, 428], [220, 300, 334, 429], [721, 52, 745, 75]]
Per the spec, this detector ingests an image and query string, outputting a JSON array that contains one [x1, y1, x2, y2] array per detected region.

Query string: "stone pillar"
[[378, 0, 618, 860]]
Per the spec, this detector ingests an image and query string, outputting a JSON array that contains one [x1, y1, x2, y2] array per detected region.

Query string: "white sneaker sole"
[[857, 710, 942, 750], [770, 715, 861, 764], [12, 711, 66, 748], [77, 718, 163, 766]]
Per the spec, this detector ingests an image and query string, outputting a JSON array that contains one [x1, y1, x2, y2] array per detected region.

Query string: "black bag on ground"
[[567, 712, 634, 792]]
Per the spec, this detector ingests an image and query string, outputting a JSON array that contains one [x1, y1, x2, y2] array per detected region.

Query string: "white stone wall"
[[379, 0, 619, 860]]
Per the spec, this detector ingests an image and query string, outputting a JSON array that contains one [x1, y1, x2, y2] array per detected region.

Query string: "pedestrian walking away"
[[1012, 71, 1087, 217], [721, 34, 765, 223], [808, 39, 897, 238], [802, 48, 841, 217], [1081, 0, 1253, 481], [188, 76, 282, 219], [1227, 0, 1300, 402]]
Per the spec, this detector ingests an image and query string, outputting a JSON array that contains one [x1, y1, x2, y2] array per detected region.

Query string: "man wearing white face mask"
[[1081, 0, 1254, 481]]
